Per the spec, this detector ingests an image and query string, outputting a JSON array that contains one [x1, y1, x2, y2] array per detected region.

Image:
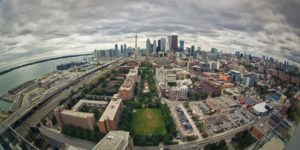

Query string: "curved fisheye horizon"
[[0, 0, 300, 67], [0, 0, 300, 150]]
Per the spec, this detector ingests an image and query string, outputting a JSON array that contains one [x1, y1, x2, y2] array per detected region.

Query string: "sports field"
[[132, 108, 167, 135]]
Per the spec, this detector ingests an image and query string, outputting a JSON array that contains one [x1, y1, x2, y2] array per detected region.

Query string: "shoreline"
[[0, 53, 92, 76]]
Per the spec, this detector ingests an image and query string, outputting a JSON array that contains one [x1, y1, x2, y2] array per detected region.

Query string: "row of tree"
[[61, 125, 104, 142], [204, 140, 228, 150], [190, 92, 209, 101], [231, 130, 257, 149], [119, 62, 177, 146], [140, 62, 157, 101], [79, 106, 103, 120]]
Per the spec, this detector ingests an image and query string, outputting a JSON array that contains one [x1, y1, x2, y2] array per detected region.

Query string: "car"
[[176, 134, 181, 139]]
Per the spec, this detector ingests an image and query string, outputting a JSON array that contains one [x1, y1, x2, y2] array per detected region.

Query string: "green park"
[[132, 108, 167, 135]]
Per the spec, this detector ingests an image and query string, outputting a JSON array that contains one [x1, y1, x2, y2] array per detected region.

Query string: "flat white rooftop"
[[92, 131, 129, 150], [253, 102, 268, 113], [61, 110, 94, 118], [99, 97, 122, 121]]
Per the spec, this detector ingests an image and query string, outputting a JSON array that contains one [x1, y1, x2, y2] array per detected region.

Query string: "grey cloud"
[[0, 0, 300, 67], [272, 0, 300, 28]]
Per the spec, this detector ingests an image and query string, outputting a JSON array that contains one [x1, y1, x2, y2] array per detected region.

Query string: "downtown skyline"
[[0, 0, 300, 67]]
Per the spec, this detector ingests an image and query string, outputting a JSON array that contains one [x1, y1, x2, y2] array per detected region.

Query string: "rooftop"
[[60, 110, 94, 118], [253, 102, 268, 113], [92, 131, 129, 150], [119, 78, 134, 89], [218, 96, 237, 107], [229, 70, 241, 74], [259, 135, 284, 150], [99, 96, 122, 121], [244, 97, 260, 105]]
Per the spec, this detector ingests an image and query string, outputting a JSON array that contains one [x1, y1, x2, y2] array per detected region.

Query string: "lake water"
[[0, 55, 88, 112]]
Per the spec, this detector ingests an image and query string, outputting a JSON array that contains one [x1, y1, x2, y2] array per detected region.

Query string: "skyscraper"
[[179, 40, 184, 52], [146, 38, 151, 54], [157, 40, 161, 52], [124, 44, 127, 56], [211, 48, 218, 54], [170, 35, 178, 51], [114, 44, 118, 57], [191, 45, 195, 57], [165, 38, 170, 51], [135, 33, 137, 51], [160, 38, 166, 52], [121, 44, 124, 56], [115, 44, 118, 51], [152, 40, 157, 55], [134, 33, 138, 58], [167, 36, 172, 51]]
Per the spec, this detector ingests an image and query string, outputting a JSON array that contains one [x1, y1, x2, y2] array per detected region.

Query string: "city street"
[[8, 58, 127, 136], [39, 126, 96, 150]]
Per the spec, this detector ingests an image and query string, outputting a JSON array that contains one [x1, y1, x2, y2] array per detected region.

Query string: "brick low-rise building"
[[201, 80, 222, 96], [118, 78, 135, 100], [98, 94, 123, 133], [54, 106, 96, 131]]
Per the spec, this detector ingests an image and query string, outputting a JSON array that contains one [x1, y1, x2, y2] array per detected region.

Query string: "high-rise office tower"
[[157, 40, 161, 52], [160, 38, 166, 52], [121, 44, 123, 56], [114, 44, 118, 57], [165, 38, 170, 51], [115, 44, 118, 51], [179, 40, 184, 52], [124, 44, 127, 56], [135, 33, 138, 57], [146, 38, 151, 54], [191, 45, 195, 57], [170, 35, 178, 51], [135, 33, 137, 51], [167, 36, 172, 51], [211, 48, 218, 54], [152, 40, 157, 55]]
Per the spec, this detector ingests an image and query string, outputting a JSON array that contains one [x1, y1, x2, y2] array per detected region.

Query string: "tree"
[[183, 101, 189, 109], [93, 109, 101, 120], [258, 85, 269, 94], [232, 131, 257, 149], [204, 140, 228, 150], [202, 132, 208, 138], [200, 92, 208, 99]]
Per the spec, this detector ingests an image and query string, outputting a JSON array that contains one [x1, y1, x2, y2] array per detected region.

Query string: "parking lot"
[[176, 107, 193, 132], [188, 100, 255, 136], [204, 109, 253, 135], [168, 97, 256, 140], [170, 106, 194, 137], [169, 103, 204, 140], [197, 101, 211, 114]]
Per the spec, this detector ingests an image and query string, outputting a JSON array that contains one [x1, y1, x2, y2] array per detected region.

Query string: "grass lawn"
[[132, 108, 167, 135]]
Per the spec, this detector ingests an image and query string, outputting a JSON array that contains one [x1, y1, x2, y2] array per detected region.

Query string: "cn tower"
[[135, 32, 138, 52]]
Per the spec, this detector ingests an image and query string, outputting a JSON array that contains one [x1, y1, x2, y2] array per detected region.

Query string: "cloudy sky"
[[0, 0, 300, 68]]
